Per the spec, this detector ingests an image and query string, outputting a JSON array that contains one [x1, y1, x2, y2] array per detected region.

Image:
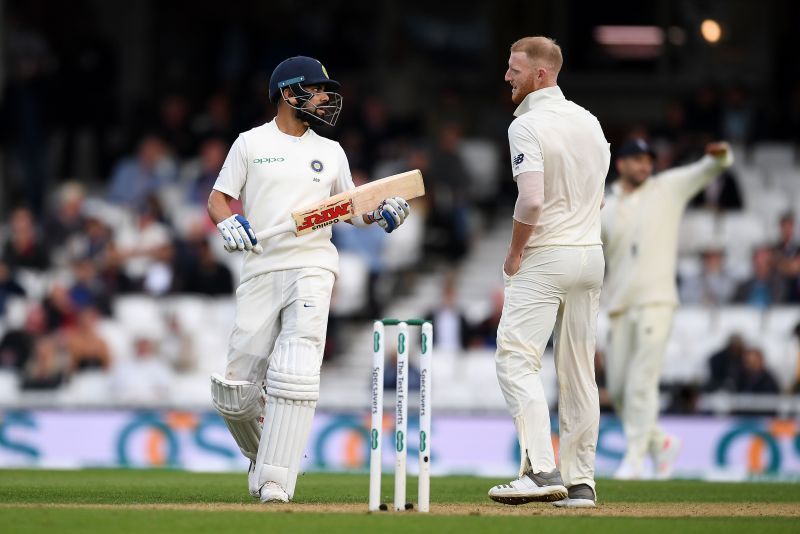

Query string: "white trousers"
[[495, 245, 604, 489], [606, 305, 674, 471], [225, 267, 335, 383]]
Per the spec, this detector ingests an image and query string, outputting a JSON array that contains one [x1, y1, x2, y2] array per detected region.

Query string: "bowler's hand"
[[705, 141, 730, 158], [503, 251, 523, 277]]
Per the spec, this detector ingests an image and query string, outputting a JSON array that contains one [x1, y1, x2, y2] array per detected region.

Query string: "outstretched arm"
[[660, 142, 734, 202]]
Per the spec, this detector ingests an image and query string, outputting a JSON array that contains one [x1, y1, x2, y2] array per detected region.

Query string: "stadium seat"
[[61, 371, 112, 405], [713, 306, 765, 343], [770, 169, 800, 197], [3, 297, 29, 330], [672, 307, 713, 339], [331, 253, 369, 316], [752, 142, 796, 169], [748, 189, 792, 227], [113, 296, 167, 341], [382, 210, 424, 271], [97, 319, 134, 364], [0, 370, 21, 404], [734, 166, 767, 198], [163, 296, 207, 333], [764, 307, 800, 337], [678, 211, 717, 254], [14, 270, 52, 301], [718, 212, 768, 256], [760, 337, 796, 392], [458, 139, 500, 201]]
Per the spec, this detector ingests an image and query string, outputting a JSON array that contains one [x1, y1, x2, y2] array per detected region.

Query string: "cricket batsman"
[[206, 56, 411, 502], [603, 139, 732, 479], [488, 36, 610, 508]]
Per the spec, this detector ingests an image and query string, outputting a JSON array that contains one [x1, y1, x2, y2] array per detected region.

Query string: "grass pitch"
[[0, 470, 797, 533]]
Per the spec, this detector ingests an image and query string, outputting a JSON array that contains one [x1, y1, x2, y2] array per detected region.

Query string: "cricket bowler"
[[206, 56, 411, 502], [488, 36, 610, 508], [603, 139, 732, 480]]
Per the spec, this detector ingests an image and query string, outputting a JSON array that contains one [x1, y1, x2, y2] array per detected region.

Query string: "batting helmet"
[[268, 56, 342, 127]]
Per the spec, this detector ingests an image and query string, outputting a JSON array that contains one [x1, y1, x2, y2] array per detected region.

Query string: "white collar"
[[513, 86, 565, 117], [269, 119, 312, 142]]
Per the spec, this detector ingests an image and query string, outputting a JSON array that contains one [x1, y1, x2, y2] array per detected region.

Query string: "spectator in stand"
[[469, 287, 504, 349], [174, 238, 233, 296], [187, 137, 228, 205], [43, 182, 87, 256], [734, 247, 787, 307], [0, 260, 25, 316], [720, 86, 756, 145], [331, 169, 386, 317], [192, 92, 235, 143], [158, 94, 195, 158], [43, 283, 77, 331], [773, 212, 800, 301], [0, 305, 48, 372], [686, 85, 722, 139], [689, 169, 743, 211], [791, 322, 800, 393], [64, 306, 111, 373], [115, 199, 174, 294], [106, 135, 176, 209], [112, 336, 173, 403], [2, 207, 50, 271], [425, 273, 470, 352], [427, 121, 472, 262], [705, 334, 746, 392], [69, 214, 135, 295], [20, 334, 64, 390], [68, 257, 111, 315], [383, 349, 421, 391], [679, 247, 737, 306], [736, 347, 779, 394]]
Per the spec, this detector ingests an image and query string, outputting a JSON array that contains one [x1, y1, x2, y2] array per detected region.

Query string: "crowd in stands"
[[2, 5, 800, 410]]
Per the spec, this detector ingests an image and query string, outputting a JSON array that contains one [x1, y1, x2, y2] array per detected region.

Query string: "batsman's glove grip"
[[217, 214, 261, 253], [370, 197, 411, 234]]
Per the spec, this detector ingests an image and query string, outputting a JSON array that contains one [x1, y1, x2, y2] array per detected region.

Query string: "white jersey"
[[601, 152, 733, 314], [213, 120, 355, 283], [508, 86, 610, 248]]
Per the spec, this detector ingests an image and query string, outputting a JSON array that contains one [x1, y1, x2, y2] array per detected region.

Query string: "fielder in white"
[[207, 56, 411, 503], [488, 36, 610, 509], [602, 139, 732, 479]]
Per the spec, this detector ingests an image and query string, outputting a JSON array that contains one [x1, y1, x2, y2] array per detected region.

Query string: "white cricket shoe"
[[613, 460, 641, 480], [652, 435, 682, 480], [259, 481, 289, 503], [488, 470, 568, 505], [552, 484, 596, 508]]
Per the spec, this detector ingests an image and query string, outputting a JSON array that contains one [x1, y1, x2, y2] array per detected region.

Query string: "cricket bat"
[[251, 169, 424, 253]]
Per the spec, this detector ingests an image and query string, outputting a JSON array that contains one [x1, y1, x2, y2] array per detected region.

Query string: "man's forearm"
[[509, 218, 535, 255], [208, 189, 235, 224]]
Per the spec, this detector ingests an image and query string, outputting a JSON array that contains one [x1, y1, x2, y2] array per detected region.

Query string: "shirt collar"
[[269, 119, 312, 142], [513, 86, 565, 117]]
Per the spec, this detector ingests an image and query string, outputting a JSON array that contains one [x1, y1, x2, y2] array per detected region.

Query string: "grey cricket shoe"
[[488, 469, 569, 505], [552, 483, 596, 508]]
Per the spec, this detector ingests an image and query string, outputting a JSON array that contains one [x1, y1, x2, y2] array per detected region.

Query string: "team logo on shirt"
[[310, 159, 324, 173], [513, 153, 524, 166]]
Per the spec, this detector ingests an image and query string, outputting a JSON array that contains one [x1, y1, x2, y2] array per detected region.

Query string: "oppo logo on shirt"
[[253, 157, 285, 164]]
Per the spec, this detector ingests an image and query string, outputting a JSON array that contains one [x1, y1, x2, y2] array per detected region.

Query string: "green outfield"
[[0, 470, 798, 533]]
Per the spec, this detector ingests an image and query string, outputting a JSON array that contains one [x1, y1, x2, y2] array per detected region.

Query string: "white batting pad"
[[254, 338, 322, 498], [210, 373, 264, 461]]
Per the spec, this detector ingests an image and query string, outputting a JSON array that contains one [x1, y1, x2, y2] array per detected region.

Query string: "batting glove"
[[369, 197, 411, 233], [217, 214, 260, 253]]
